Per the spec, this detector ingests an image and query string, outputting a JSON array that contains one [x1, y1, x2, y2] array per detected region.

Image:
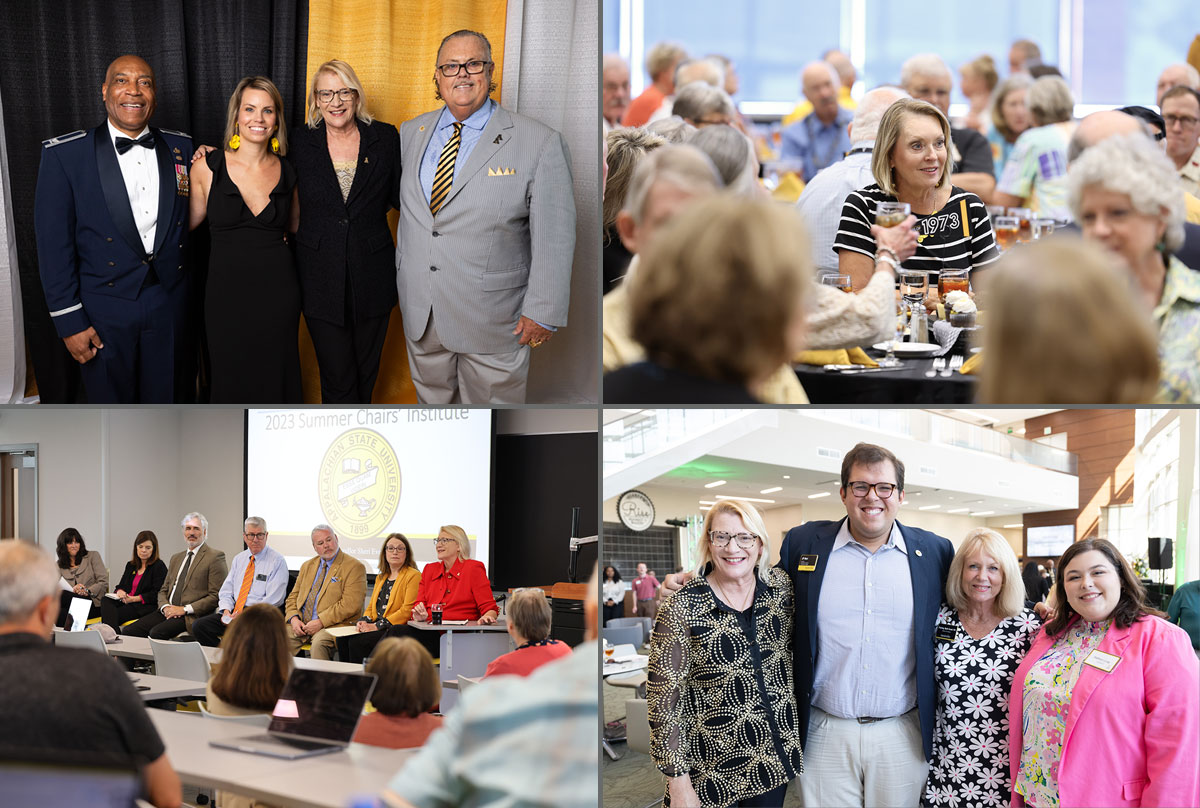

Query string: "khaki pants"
[[285, 627, 338, 660], [635, 598, 658, 623]]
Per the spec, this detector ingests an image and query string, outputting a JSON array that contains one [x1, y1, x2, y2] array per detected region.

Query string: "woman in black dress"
[[189, 75, 301, 403], [290, 60, 401, 404]]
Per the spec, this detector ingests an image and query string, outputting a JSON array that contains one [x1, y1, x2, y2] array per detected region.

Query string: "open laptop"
[[64, 594, 92, 632], [209, 668, 377, 760]]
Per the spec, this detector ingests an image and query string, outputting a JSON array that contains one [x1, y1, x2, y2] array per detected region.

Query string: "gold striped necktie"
[[430, 122, 463, 215]]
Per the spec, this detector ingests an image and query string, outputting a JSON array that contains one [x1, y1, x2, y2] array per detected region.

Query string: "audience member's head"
[[604, 127, 667, 233], [1009, 38, 1043, 75], [602, 53, 631, 126], [673, 58, 723, 93], [55, 527, 87, 569], [901, 53, 953, 116], [507, 588, 553, 645], [990, 74, 1033, 143], [1156, 62, 1200, 106], [689, 124, 759, 195], [1160, 85, 1200, 168], [848, 86, 910, 145], [705, 53, 739, 97], [208, 603, 292, 711], [365, 637, 441, 718], [629, 196, 812, 392], [1028, 64, 1064, 80], [1067, 109, 1146, 163], [644, 116, 697, 144], [616, 144, 722, 255], [960, 54, 999, 99], [822, 48, 856, 91], [1026, 75, 1074, 127], [671, 81, 735, 128], [978, 237, 1160, 403], [646, 41, 687, 92], [872, 98, 953, 195], [1117, 105, 1167, 143], [801, 61, 842, 123], [0, 541, 61, 637]]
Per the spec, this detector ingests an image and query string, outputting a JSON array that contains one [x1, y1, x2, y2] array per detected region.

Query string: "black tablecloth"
[[795, 354, 976, 403]]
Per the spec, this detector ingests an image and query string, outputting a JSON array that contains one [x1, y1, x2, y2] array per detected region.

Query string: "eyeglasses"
[[1164, 114, 1199, 128], [846, 481, 897, 499], [708, 531, 759, 548], [316, 88, 357, 103], [245, 532, 267, 540], [437, 60, 491, 77], [385, 545, 406, 553], [433, 537, 457, 545]]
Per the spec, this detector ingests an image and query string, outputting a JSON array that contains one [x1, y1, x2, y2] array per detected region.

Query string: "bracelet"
[[875, 246, 899, 264], [874, 253, 899, 271]]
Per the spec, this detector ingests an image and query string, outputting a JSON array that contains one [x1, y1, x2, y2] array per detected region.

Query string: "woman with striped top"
[[835, 98, 1000, 294]]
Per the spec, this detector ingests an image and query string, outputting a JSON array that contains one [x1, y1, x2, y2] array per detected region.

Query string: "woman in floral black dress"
[[924, 528, 1042, 807]]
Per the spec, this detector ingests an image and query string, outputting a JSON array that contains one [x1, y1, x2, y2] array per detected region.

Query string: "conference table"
[[104, 634, 364, 673], [409, 618, 512, 711], [126, 671, 208, 701], [148, 708, 414, 808]]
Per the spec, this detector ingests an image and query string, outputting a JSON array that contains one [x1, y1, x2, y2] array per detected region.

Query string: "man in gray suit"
[[396, 29, 576, 404]]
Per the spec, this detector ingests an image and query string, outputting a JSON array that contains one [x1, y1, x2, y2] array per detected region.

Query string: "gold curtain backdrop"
[[302, 0, 509, 403]]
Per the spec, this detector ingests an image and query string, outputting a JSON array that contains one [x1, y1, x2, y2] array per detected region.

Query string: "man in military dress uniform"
[[35, 54, 194, 403]]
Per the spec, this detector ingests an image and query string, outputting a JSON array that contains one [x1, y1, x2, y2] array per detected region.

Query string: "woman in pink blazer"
[[1008, 538, 1199, 807]]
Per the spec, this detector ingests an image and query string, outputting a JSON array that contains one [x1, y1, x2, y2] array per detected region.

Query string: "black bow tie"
[[115, 133, 155, 155]]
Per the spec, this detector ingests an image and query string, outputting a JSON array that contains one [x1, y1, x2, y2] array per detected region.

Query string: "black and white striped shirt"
[[833, 184, 1000, 281]]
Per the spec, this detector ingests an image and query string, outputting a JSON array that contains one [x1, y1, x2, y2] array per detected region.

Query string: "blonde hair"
[[961, 55, 999, 93], [621, 144, 722, 225], [222, 76, 288, 155], [646, 42, 687, 82], [945, 528, 1025, 619], [872, 99, 953, 196], [696, 499, 773, 583], [604, 128, 666, 232], [629, 195, 811, 387], [977, 237, 1159, 403], [305, 59, 374, 128], [439, 525, 470, 560], [1026, 75, 1074, 126]]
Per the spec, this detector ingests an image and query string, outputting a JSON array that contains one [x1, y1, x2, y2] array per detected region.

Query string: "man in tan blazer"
[[122, 511, 227, 639], [285, 524, 366, 660]]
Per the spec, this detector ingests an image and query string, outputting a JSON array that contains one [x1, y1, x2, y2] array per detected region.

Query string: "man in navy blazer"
[[34, 54, 193, 403]]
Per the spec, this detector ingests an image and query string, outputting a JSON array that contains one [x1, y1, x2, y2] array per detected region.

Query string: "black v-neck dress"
[[204, 149, 302, 403]]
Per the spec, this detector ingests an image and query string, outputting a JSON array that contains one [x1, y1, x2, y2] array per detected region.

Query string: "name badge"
[[935, 628, 957, 643], [175, 164, 189, 197], [256, 573, 268, 582], [1082, 649, 1120, 673], [797, 554, 818, 572]]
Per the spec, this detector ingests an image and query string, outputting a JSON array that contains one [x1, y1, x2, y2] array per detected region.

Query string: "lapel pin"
[[915, 549, 923, 557], [419, 125, 426, 132], [493, 134, 503, 144], [363, 157, 369, 163]]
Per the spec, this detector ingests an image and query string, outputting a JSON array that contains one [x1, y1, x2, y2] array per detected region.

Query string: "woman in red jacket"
[[383, 525, 498, 659]]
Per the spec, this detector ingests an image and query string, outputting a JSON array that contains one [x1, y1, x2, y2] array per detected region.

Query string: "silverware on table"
[[925, 357, 945, 378]]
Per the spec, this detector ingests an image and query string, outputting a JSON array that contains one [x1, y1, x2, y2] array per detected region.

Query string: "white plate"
[[872, 342, 941, 357]]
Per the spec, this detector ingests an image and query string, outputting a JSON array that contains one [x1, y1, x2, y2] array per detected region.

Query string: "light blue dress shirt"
[[812, 519, 917, 720], [795, 140, 876, 273], [419, 99, 495, 205], [780, 107, 854, 182], [216, 545, 289, 612]]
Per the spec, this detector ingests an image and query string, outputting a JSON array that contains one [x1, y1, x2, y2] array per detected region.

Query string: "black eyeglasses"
[[708, 531, 759, 548], [433, 537, 457, 545], [244, 532, 267, 540], [437, 60, 491, 77], [316, 88, 357, 103], [846, 481, 897, 499], [385, 545, 406, 553]]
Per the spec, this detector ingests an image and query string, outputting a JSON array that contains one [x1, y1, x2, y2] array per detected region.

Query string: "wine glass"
[[994, 216, 1019, 252], [877, 304, 906, 368], [820, 273, 853, 293], [875, 201, 911, 228]]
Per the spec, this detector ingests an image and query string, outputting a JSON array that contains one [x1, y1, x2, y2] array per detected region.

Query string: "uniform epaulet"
[[157, 128, 192, 139], [41, 130, 86, 148]]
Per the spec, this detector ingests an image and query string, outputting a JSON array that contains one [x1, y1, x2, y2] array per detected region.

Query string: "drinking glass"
[[875, 201, 911, 228], [994, 216, 1019, 252], [877, 304, 906, 368], [820, 274, 853, 293], [1008, 207, 1034, 243], [985, 204, 1007, 221], [938, 268, 970, 298], [1033, 219, 1056, 240], [900, 270, 928, 307]]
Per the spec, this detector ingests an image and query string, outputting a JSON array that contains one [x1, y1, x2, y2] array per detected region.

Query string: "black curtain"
[[0, 0, 309, 402]]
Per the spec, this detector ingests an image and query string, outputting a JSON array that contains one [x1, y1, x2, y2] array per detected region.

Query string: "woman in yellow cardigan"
[[336, 533, 420, 663]]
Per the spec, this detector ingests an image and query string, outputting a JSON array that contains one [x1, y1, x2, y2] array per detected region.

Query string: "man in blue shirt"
[[191, 516, 288, 647], [780, 61, 853, 182]]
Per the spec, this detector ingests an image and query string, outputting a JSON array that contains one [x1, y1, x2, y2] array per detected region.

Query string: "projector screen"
[[1027, 524, 1075, 557], [245, 409, 493, 573]]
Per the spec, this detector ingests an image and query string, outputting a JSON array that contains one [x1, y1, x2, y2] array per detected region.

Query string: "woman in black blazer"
[[290, 59, 402, 403], [101, 531, 168, 629]]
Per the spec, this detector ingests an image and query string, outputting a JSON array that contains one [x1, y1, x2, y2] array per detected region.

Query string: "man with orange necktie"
[[191, 516, 288, 647], [284, 524, 366, 660]]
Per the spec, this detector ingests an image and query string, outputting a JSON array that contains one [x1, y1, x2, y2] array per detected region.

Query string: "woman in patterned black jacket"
[[647, 499, 803, 807]]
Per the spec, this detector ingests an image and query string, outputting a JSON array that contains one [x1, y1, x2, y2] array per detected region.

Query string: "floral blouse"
[[1015, 618, 1112, 807], [646, 567, 802, 807], [1154, 256, 1200, 403]]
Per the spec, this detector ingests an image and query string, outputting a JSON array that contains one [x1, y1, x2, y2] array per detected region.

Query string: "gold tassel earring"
[[229, 123, 241, 150], [270, 136, 280, 154]]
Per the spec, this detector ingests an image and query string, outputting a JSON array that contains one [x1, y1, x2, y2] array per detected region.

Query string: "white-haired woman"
[[671, 81, 736, 129], [924, 529, 1042, 808], [994, 76, 1076, 221], [1068, 132, 1200, 402], [647, 499, 802, 808]]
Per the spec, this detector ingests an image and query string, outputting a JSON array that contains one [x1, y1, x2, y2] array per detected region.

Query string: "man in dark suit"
[[34, 54, 193, 403], [121, 512, 227, 640]]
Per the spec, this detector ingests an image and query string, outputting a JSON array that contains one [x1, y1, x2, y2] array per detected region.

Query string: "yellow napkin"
[[959, 352, 983, 375], [795, 347, 878, 367], [771, 172, 806, 203]]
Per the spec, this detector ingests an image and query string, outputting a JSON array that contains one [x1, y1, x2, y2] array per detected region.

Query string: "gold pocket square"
[[487, 166, 516, 176]]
